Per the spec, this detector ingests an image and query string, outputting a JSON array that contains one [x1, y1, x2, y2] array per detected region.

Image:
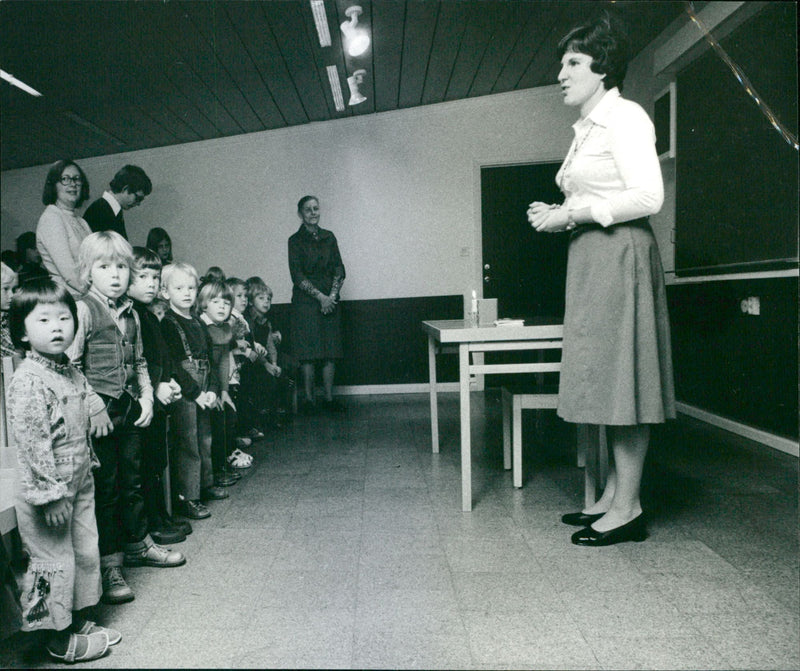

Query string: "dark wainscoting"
[[268, 295, 463, 386], [667, 276, 798, 439]]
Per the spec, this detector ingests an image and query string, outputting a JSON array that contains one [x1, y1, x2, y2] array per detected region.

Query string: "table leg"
[[459, 343, 472, 511], [428, 335, 439, 453]]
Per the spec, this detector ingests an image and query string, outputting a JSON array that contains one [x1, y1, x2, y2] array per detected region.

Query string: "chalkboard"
[[675, 2, 798, 275]]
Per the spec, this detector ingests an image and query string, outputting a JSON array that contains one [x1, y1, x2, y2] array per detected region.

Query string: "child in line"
[[15, 231, 50, 286], [145, 227, 172, 266], [1, 261, 19, 357], [200, 266, 225, 287], [7, 278, 120, 663], [68, 232, 185, 607], [245, 277, 293, 429], [226, 277, 260, 461], [160, 262, 227, 520], [127, 247, 190, 544], [197, 281, 242, 485]]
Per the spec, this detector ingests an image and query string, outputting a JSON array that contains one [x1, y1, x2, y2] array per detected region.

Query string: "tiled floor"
[[2, 392, 798, 669]]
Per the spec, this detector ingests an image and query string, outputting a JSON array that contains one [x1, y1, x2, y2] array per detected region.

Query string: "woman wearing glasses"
[[36, 160, 92, 297]]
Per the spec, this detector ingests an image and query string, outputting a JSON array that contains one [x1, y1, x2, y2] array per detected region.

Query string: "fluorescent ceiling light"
[[1, 69, 43, 97], [326, 65, 345, 112], [310, 0, 331, 48]]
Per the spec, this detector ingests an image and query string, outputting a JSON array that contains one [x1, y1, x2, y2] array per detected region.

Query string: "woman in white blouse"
[[528, 12, 675, 546], [36, 160, 93, 297]]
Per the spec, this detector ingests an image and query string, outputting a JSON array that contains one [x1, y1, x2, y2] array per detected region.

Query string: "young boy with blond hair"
[[160, 262, 226, 520], [67, 232, 185, 606]]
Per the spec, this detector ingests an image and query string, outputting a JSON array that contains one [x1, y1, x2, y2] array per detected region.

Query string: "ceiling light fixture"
[[326, 65, 345, 112], [347, 69, 367, 106], [310, 0, 331, 48], [340, 6, 370, 57], [1, 69, 43, 97]]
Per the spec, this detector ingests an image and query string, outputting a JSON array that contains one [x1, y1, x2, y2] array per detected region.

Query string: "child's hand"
[[90, 410, 114, 437], [265, 362, 281, 377], [43, 498, 72, 528], [195, 393, 210, 409], [221, 390, 236, 411], [254, 342, 267, 357], [273, 331, 282, 345], [205, 391, 217, 407], [134, 398, 154, 428], [156, 382, 174, 405], [169, 379, 182, 401]]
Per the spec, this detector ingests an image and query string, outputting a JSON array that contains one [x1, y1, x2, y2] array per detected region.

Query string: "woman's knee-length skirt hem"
[[557, 221, 676, 426], [291, 300, 344, 361]]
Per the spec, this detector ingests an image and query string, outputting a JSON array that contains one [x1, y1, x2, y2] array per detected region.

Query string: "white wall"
[[1, 85, 571, 305]]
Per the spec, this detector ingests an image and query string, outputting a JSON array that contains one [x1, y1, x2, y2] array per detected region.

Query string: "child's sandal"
[[73, 619, 122, 646], [47, 632, 109, 663]]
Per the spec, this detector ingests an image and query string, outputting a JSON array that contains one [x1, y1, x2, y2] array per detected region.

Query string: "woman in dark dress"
[[288, 195, 346, 412], [528, 12, 675, 546]]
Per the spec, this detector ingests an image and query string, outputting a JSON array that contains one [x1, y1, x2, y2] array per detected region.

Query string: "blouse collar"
[[576, 86, 621, 130], [27, 350, 72, 375]]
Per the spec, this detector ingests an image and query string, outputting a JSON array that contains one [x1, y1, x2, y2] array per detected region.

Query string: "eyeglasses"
[[59, 175, 83, 186]]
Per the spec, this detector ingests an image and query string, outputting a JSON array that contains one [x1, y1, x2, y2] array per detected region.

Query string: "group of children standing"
[[1, 231, 290, 663]]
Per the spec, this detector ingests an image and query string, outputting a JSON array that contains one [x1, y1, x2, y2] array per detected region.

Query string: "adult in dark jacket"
[[83, 165, 152, 239]]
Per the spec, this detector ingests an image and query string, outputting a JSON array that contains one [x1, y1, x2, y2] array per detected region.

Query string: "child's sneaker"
[[124, 541, 186, 568], [101, 566, 134, 604]]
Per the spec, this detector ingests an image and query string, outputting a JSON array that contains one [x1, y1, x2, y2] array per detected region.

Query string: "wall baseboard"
[[676, 402, 799, 457]]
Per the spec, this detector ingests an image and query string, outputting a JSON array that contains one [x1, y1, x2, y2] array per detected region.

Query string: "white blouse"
[[556, 87, 664, 226]]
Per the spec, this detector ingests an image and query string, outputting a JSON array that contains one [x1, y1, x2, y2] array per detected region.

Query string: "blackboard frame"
[[673, 2, 798, 277]]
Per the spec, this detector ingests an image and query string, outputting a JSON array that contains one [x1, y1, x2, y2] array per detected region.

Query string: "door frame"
[[469, 154, 565, 391]]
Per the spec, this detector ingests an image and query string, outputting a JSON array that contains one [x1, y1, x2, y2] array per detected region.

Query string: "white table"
[[422, 319, 564, 511]]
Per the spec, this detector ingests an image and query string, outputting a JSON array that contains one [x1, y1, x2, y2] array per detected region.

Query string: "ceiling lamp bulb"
[[341, 5, 370, 57], [347, 69, 367, 106]]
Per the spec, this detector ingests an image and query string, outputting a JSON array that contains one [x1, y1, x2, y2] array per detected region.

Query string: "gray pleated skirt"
[[557, 220, 676, 425]]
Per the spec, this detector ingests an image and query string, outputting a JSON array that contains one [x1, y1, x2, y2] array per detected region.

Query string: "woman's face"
[[299, 199, 320, 227], [55, 164, 83, 209], [558, 50, 606, 111]]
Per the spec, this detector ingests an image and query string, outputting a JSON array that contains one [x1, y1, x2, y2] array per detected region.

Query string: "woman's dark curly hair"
[[41, 159, 90, 207], [557, 11, 630, 92]]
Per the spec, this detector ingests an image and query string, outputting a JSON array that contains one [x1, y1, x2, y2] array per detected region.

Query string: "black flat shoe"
[[561, 511, 604, 527], [571, 514, 647, 547]]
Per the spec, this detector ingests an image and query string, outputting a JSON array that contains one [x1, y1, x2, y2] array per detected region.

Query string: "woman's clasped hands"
[[528, 201, 571, 233], [319, 293, 337, 315]]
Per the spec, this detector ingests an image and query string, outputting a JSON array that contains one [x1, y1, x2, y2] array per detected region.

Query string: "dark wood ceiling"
[[0, 1, 687, 171]]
